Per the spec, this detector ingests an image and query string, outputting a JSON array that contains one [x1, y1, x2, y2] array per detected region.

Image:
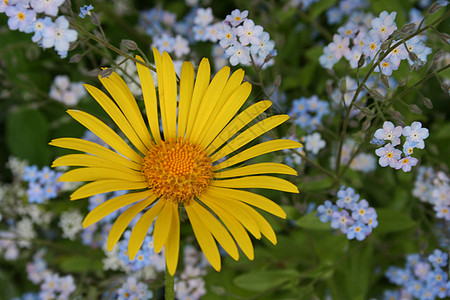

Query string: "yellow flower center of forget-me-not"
[[141, 138, 213, 206]]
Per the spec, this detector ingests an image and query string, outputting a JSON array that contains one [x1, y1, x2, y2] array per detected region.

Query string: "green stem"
[[250, 54, 271, 100], [68, 20, 157, 73], [165, 266, 175, 300], [292, 149, 337, 181], [386, 63, 450, 108], [297, 8, 332, 41]]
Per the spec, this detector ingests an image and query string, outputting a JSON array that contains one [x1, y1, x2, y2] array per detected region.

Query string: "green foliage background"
[[0, 0, 449, 299]]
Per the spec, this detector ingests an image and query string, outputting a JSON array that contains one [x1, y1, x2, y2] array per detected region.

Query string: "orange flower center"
[[141, 138, 213, 205]]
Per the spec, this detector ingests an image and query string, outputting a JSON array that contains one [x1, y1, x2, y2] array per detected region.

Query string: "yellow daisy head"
[[50, 48, 302, 275]]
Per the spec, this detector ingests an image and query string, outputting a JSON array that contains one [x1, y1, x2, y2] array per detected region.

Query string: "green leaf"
[[60, 255, 103, 273], [309, 0, 337, 18], [374, 208, 415, 234], [302, 178, 333, 192], [233, 269, 300, 292], [6, 108, 51, 166], [315, 234, 349, 263], [0, 269, 19, 299], [296, 212, 331, 230], [434, 122, 450, 139]]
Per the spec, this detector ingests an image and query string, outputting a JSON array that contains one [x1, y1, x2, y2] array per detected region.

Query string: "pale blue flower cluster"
[[289, 95, 330, 133], [383, 250, 450, 299], [23, 165, 63, 204], [329, 138, 376, 173], [140, 6, 231, 59], [413, 167, 450, 221], [319, 10, 432, 74], [117, 229, 156, 272], [49, 75, 86, 106], [116, 276, 153, 300], [282, 135, 304, 167], [175, 245, 208, 300], [3, 1, 75, 57], [216, 9, 276, 67], [26, 251, 76, 299], [325, 0, 368, 25], [2, 0, 77, 58], [316, 186, 378, 241], [288, 0, 320, 11], [374, 121, 429, 172]]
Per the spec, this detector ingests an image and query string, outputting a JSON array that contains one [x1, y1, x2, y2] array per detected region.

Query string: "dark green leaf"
[[374, 208, 415, 234], [233, 269, 300, 292], [60, 255, 103, 273], [6, 108, 50, 166], [296, 212, 331, 230]]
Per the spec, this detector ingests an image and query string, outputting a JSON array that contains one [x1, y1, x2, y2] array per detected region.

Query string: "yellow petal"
[[107, 196, 155, 251], [213, 139, 303, 171], [185, 204, 221, 271], [162, 52, 178, 139], [177, 61, 195, 139], [153, 201, 174, 253], [244, 206, 277, 245], [52, 154, 137, 174], [211, 115, 289, 162], [211, 176, 299, 193], [185, 58, 210, 140], [189, 66, 230, 144], [198, 69, 245, 147], [59, 167, 144, 182], [70, 180, 148, 200], [190, 201, 239, 261], [214, 162, 297, 178], [98, 70, 153, 149], [201, 189, 261, 239], [201, 193, 254, 260], [128, 200, 164, 260], [199, 82, 252, 150], [207, 186, 286, 219], [165, 205, 180, 275], [49, 138, 141, 171], [153, 48, 168, 140], [205, 100, 272, 154], [135, 55, 162, 144], [67, 110, 143, 164], [206, 191, 276, 244], [84, 84, 149, 155], [215, 69, 245, 105], [83, 190, 155, 228]]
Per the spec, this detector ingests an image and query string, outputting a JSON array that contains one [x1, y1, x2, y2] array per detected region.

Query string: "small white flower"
[[16, 218, 36, 248], [225, 43, 251, 66], [305, 132, 326, 155], [225, 9, 248, 27], [173, 35, 190, 58], [59, 209, 83, 240], [194, 7, 213, 26], [236, 19, 263, 46]]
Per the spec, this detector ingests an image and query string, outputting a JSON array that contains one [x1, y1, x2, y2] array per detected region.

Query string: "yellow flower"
[[50, 49, 301, 275]]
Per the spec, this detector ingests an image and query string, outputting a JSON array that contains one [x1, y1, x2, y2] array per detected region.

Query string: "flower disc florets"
[[141, 138, 213, 205]]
